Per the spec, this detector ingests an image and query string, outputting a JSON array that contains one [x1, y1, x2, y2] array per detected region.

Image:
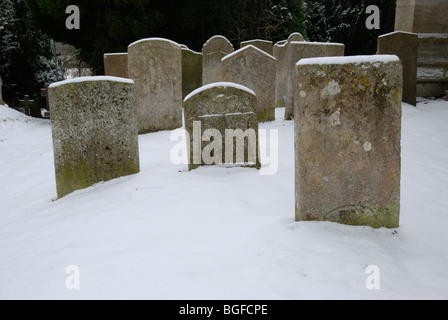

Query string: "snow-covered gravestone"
[[184, 82, 260, 171], [288, 32, 305, 42], [128, 38, 183, 134], [221, 45, 276, 122], [285, 41, 345, 120], [240, 39, 274, 55], [202, 36, 234, 85], [104, 53, 129, 79], [295, 55, 403, 229], [182, 48, 203, 99], [49, 76, 140, 199], [377, 31, 418, 106]]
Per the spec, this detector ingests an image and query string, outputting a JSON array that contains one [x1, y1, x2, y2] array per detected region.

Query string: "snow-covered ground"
[[0, 100, 447, 300]]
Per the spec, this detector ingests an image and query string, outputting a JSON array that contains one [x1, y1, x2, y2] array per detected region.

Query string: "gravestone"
[[395, 0, 448, 97], [274, 40, 288, 108], [288, 32, 305, 42], [295, 55, 402, 229], [221, 45, 276, 122], [378, 31, 418, 106], [104, 53, 129, 78], [48, 76, 140, 199], [184, 82, 260, 171], [182, 48, 203, 99], [240, 40, 274, 55], [202, 36, 234, 85], [285, 42, 345, 120], [18, 95, 40, 117], [128, 38, 183, 134], [0, 76, 4, 105]]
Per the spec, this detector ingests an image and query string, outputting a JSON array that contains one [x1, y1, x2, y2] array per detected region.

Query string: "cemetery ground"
[[0, 101, 448, 300]]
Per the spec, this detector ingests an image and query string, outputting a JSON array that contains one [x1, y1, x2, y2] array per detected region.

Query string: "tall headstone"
[[285, 42, 345, 120], [104, 53, 129, 78], [0, 76, 4, 105], [295, 55, 402, 229], [221, 45, 276, 122], [128, 38, 183, 134], [240, 40, 274, 56], [274, 33, 306, 109], [182, 48, 203, 99], [49, 76, 140, 199], [395, 0, 448, 97], [378, 31, 419, 106], [202, 36, 234, 85], [184, 82, 260, 171]]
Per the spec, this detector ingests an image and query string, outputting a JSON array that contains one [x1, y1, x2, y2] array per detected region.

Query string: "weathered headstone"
[[395, 0, 448, 97], [0, 76, 4, 105], [104, 53, 129, 78], [48, 76, 140, 199], [378, 31, 418, 106], [182, 48, 203, 99], [128, 38, 183, 134], [288, 32, 305, 42], [274, 40, 288, 108], [295, 55, 402, 229], [202, 36, 234, 85], [240, 39, 274, 56], [285, 42, 345, 120], [221, 45, 276, 122], [184, 82, 260, 171]]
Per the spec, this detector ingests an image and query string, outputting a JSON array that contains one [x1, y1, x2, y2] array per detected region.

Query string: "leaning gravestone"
[[285, 41, 345, 120], [378, 31, 418, 106], [49, 76, 140, 199], [184, 82, 260, 171], [128, 38, 182, 134], [295, 55, 402, 229], [221, 45, 276, 122], [182, 48, 203, 99], [104, 53, 129, 78], [0, 76, 4, 105], [240, 40, 274, 56], [202, 36, 234, 85]]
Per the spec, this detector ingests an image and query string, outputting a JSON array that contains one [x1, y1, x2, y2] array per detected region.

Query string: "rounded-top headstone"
[[128, 38, 183, 134], [288, 32, 305, 42], [202, 35, 234, 85]]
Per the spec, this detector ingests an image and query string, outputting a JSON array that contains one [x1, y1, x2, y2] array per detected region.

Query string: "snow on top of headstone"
[[104, 53, 128, 56], [128, 38, 181, 48], [241, 39, 273, 45], [289, 41, 344, 46], [203, 35, 234, 49], [181, 47, 202, 55], [221, 45, 276, 62], [49, 76, 134, 89], [274, 40, 288, 47], [418, 33, 448, 39], [296, 55, 400, 67], [184, 82, 256, 102], [378, 31, 418, 38]]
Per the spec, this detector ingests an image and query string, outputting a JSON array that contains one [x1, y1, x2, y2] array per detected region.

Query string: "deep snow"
[[0, 100, 447, 300]]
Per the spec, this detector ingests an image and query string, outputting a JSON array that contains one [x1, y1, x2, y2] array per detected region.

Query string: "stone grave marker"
[[182, 48, 203, 99], [202, 36, 234, 85], [48, 76, 140, 199], [221, 45, 276, 122], [104, 53, 129, 78], [240, 39, 274, 55], [128, 38, 183, 134], [295, 55, 403, 229], [184, 82, 260, 171]]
